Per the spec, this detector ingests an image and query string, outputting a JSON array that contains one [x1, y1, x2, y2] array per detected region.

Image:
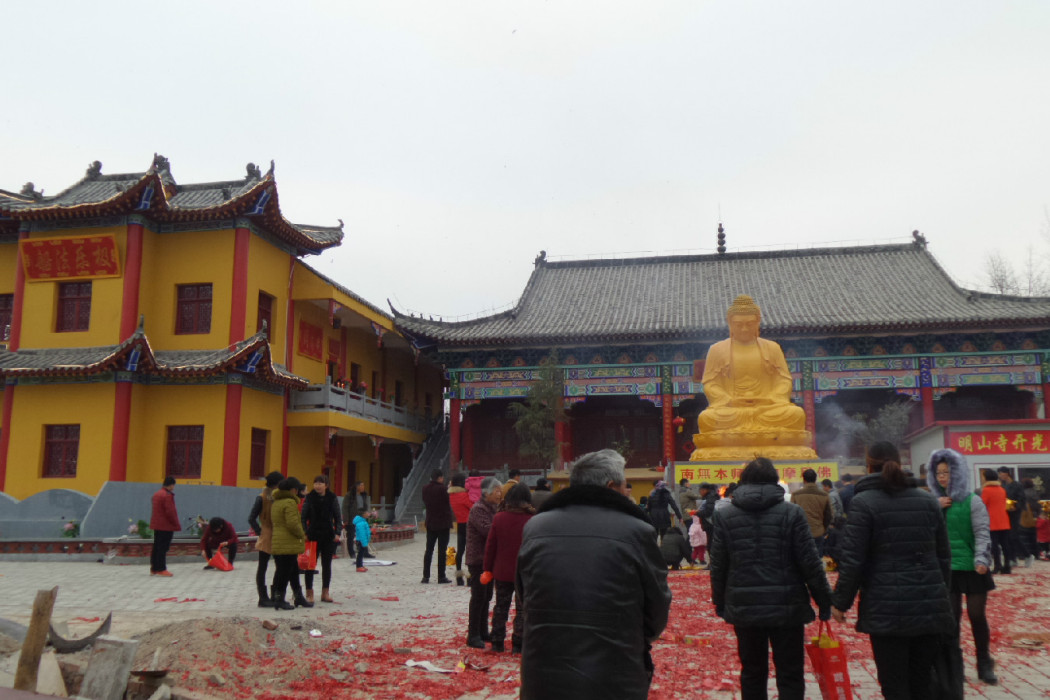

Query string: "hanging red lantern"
[[673, 416, 685, 433]]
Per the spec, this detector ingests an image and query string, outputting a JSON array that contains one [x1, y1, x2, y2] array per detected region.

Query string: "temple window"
[[42, 424, 79, 477], [166, 425, 204, 478], [0, 293, 12, 340], [56, 282, 91, 332], [175, 284, 212, 335], [249, 428, 268, 480], [257, 291, 274, 334]]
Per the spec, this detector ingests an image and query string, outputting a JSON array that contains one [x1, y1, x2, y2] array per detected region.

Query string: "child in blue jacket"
[[352, 514, 371, 572]]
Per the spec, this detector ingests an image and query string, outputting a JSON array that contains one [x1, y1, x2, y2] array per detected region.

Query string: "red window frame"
[[249, 428, 268, 480], [43, 424, 79, 477], [56, 282, 91, 332], [257, 291, 274, 335], [166, 425, 204, 478], [176, 284, 212, 335], [0, 293, 12, 341]]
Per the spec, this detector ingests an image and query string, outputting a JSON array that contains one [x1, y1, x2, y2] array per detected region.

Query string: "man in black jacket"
[[517, 450, 671, 700], [710, 458, 831, 700], [420, 469, 453, 584]]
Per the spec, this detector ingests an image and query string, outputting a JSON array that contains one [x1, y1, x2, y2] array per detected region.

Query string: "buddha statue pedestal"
[[689, 429, 817, 462]]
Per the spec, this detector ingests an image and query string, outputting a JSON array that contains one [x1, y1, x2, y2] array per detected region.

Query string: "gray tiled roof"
[[0, 326, 307, 388], [0, 158, 343, 254], [393, 243, 1050, 346]]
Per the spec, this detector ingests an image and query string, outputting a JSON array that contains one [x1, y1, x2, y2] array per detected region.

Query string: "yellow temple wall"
[[4, 382, 116, 500], [18, 225, 127, 348], [235, 387, 285, 483], [0, 241, 17, 295], [245, 237, 291, 359]]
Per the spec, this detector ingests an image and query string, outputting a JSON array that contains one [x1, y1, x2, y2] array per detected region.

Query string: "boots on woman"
[[455, 569, 465, 586], [321, 588, 334, 603], [305, 589, 315, 604], [257, 584, 272, 608], [977, 656, 998, 685]]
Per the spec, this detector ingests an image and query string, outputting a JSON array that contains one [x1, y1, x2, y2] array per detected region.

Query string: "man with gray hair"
[[517, 450, 671, 699], [465, 476, 503, 648]]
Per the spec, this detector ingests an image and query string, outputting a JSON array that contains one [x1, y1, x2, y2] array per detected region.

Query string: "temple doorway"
[[569, 396, 661, 468]]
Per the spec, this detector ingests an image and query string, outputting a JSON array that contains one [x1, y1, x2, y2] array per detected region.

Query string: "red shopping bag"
[[208, 551, 234, 571], [806, 621, 852, 700], [298, 540, 318, 572]]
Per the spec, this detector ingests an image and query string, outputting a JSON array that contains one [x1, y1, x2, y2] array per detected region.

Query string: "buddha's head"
[[726, 295, 761, 344]]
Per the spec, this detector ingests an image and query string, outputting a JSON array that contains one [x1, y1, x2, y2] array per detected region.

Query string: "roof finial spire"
[[717, 223, 726, 255]]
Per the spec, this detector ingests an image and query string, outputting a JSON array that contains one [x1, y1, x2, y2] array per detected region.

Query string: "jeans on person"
[[256, 551, 271, 589], [272, 554, 304, 600], [203, 542, 239, 565], [304, 538, 334, 590], [734, 624, 805, 700], [356, 541, 366, 568], [422, 527, 450, 581], [467, 563, 493, 641], [990, 530, 1013, 572], [869, 634, 941, 700], [490, 580, 524, 646], [455, 522, 467, 571], [150, 530, 174, 573]]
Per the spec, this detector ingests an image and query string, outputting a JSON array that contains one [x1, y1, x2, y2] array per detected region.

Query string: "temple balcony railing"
[[289, 382, 432, 434]]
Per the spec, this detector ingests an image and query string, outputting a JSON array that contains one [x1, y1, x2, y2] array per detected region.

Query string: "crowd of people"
[[147, 445, 1047, 699]]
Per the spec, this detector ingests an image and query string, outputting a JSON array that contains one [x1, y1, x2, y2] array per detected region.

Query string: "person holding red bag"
[[482, 482, 536, 653], [200, 517, 239, 568], [301, 474, 342, 603]]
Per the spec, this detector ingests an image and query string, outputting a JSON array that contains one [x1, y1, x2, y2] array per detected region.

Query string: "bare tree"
[[984, 252, 1020, 294]]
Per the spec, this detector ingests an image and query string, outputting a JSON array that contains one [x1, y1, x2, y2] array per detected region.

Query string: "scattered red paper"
[[374, 596, 399, 601], [71, 617, 101, 623]]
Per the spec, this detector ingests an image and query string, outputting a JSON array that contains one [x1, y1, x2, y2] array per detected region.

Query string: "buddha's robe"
[[697, 337, 806, 432]]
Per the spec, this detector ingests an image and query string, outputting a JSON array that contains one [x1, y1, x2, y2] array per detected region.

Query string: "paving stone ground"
[[1, 537, 1048, 699]]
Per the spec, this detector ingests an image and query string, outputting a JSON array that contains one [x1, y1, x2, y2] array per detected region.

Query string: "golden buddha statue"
[[690, 295, 817, 461]]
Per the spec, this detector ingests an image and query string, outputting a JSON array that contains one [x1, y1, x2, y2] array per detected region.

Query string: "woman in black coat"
[[646, 480, 683, 538], [710, 458, 832, 700], [300, 474, 342, 603], [831, 442, 954, 700]]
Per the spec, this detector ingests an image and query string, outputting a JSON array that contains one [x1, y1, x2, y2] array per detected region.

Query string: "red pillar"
[[461, 410, 475, 470], [109, 382, 133, 482], [661, 395, 674, 466], [119, 222, 144, 339], [554, 420, 571, 469], [9, 232, 28, 351], [222, 383, 243, 486], [229, 227, 251, 345], [803, 390, 816, 449], [1043, 383, 1050, 420], [921, 387, 935, 426], [0, 385, 14, 491], [450, 398, 462, 470]]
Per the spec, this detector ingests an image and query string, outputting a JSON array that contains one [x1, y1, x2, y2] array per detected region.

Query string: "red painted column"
[[449, 398, 461, 470], [661, 395, 674, 467], [803, 390, 816, 449], [119, 222, 144, 339], [461, 409, 474, 470], [222, 383, 243, 486], [109, 382, 133, 481], [562, 420, 573, 466], [0, 385, 14, 491], [921, 387, 935, 426], [1043, 383, 1050, 420], [229, 227, 251, 345], [9, 231, 28, 351], [554, 420, 572, 469]]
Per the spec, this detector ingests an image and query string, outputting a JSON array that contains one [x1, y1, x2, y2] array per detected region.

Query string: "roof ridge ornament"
[[534, 250, 547, 267], [912, 230, 927, 248], [266, 159, 275, 177], [245, 162, 262, 181], [86, 161, 102, 179], [717, 223, 726, 255], [20, 182, 42, 200], [150, 153, 170, 174]]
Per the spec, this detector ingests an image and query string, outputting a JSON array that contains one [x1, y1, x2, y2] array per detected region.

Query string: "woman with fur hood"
[[927, 448, 998, 684]]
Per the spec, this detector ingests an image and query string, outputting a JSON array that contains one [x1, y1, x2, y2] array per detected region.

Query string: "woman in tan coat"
[[248, 471, 283, 607]]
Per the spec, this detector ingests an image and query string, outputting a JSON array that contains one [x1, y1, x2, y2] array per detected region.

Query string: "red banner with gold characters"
[[298, 321, 324, 361], [21, 235, 121, 281], [673, 461, 839, 484], [952, 431, 1050, 455]]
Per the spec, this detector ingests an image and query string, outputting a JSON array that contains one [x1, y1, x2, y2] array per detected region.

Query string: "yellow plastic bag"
[[446, 546, 457, 566]]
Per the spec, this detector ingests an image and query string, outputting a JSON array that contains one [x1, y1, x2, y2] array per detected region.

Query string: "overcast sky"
[[3, 1, 1048, 319]]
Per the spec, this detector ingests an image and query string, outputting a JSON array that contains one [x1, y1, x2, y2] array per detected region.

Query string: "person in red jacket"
[[980, 469, 1013, 575], [448, 473, 473, 586], [149, 477, 181, 576], [200, 517, 240, 568], [482, 482, 536, 653]]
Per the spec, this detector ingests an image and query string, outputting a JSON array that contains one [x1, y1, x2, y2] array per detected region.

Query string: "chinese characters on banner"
[[952, 431, 1050, 455], [673, 462, 839, 484], [298, 321, 324, 360], [21, 235, 121, 281]]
